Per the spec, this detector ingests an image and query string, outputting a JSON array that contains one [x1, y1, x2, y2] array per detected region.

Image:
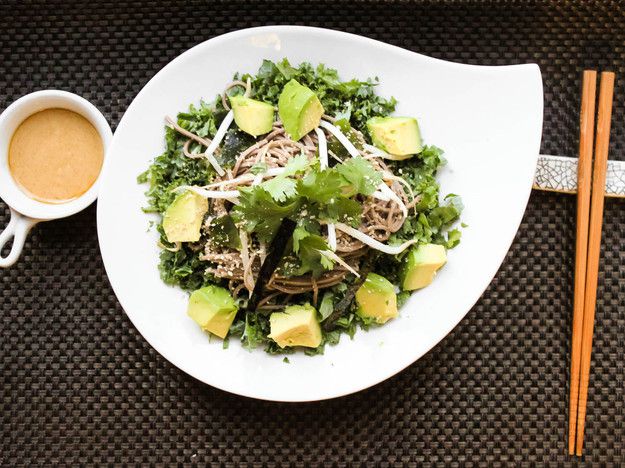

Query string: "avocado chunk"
[[268, 304, 322, 348], [355, 273, 398, 324], [229, 95, 275, 137], [402, 244, 447, 291], [163, 190, 208, 243], [187, 285, 238, 339], [367, 116, 423, 157], [278, 79, 324, 141]]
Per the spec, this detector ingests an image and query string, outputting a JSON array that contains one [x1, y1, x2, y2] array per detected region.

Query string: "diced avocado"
[[367, 116, 423, 157], [402, 244, 447, 291], [278, 79, 324, 141], [163, 191, 208, 243], [355, 273, 398, 324], [268, 303, 322, 348], [229, 95, 275, 137], [187, 285, 238, 339]]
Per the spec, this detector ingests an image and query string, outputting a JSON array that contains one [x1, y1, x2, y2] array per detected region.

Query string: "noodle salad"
[[138, 59, 462, 355]]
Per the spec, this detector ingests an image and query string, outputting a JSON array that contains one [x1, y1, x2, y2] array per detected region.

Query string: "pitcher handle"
[[0, 208, 37, 268]]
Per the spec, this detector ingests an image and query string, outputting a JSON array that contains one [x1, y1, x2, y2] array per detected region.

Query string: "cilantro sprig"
[[260, 153, 310, 202], [232, 155, 381, 242]]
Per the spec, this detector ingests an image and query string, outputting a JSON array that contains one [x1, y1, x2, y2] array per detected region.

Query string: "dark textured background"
[[1, 0, 624, 465]]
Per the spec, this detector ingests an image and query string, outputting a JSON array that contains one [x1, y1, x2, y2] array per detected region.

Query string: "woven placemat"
[[1, 1, 624, 465]]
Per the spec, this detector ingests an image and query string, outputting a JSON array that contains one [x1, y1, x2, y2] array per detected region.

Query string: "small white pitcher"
[[0, 90, 112, 267]]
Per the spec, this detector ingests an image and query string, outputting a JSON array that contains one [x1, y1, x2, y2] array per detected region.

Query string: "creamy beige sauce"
[[8, 108, 104, 204]]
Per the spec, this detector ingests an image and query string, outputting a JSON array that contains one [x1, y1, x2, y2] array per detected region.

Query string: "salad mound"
[[138, 59, 462, 355]]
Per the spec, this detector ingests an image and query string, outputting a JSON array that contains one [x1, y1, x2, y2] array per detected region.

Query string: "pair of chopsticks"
[[567, 70, 615, 456]]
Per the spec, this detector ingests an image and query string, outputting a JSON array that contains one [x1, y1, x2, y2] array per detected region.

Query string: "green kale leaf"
[[242, 58, 396, 132]]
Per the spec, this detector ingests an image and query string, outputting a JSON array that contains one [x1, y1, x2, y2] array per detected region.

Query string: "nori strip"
[[245, 218, 297, 313], [219, 128, 256, 168]]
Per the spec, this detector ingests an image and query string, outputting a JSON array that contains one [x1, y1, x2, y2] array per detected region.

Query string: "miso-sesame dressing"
[[8, 108, 103, 204]]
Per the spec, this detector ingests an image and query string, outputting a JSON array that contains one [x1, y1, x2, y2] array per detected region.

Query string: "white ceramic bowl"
[[0, 90, 112, 267], [97, 26, 543, 401]]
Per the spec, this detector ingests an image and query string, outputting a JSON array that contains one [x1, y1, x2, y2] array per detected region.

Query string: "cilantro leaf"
[[259, 153, 310, 202], [282, 152, 310, 176], [261, 177, 298, 202], [336, 156, 382, 196], [295, 166, 362, 227], [232, 186, 299, 242], [297, 168, 345, 203], [292, 227, 334, 277], [323, 197, 362, 226]]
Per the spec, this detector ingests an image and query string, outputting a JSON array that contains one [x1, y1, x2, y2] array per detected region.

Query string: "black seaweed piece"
[[245, 218, 297, 313], [219, 128, 256, 168], [322, 252, 380, 331], [208, 215, 241, 250]]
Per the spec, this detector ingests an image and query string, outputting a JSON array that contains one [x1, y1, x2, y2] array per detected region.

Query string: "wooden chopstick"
[[575, 71, 615, 456], [567, 70, 597, 455]]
